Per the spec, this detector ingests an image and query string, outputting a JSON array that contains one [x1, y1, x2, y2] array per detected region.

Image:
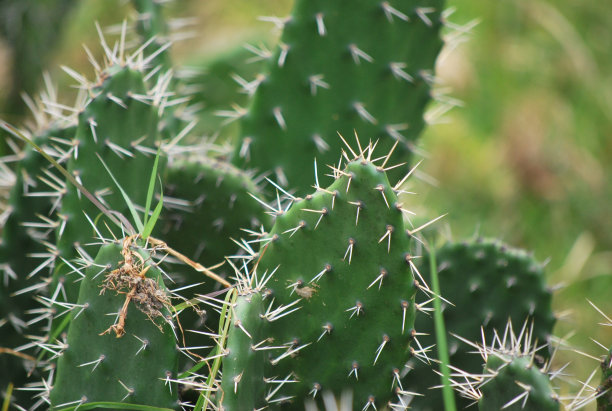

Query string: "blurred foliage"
[[415, 0, 612, 395], [0, 0, 610, 406], [0, 0, 77, 121]]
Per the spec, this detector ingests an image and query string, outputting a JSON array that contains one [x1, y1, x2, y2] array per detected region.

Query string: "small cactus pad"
[[407, 238, 556, 410], [597, 345, 612, 411], [476, 325, 560, 411], [252, 147, 418, 408], [219, 290, 267, 410], [445, 321, 560, 411], [49, 239, 179, 409], [233, 0, 445, 193], [478, 353, 559, 410], [162, 156, 269, 278]]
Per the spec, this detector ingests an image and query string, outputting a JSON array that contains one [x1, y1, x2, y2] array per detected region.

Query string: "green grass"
[[428, 242, 457, 411]]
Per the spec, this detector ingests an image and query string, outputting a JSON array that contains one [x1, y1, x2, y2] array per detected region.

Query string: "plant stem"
[[2, 383, 13, 411], [429, 242, 457, 411]]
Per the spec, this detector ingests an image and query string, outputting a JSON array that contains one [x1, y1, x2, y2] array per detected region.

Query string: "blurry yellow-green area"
[[1, 0, 611, 405]]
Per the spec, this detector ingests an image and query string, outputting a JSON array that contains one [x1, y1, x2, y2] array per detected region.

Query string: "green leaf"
[[2, 382, 13, 411], [143, 147, 162, 228], [196, 288, 236, 410], [97, 153, 144, 233], [142, 176, 163, 239], [429, 240, 457, 411]]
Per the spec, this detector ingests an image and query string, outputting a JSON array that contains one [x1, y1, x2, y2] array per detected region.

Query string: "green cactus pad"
[[162, 157, 269, 278], [408, 239, 556, 410], [219, 291, 267, 410], [131, 0, 171, 74], [0, 123, 75, 405], [160, 156, 270, 377], [478, 351, 559, 411], [252, 151, 418, 408], [233, 0, 445, 193], [49, 241, 179, 409], [597, 346, 612, 411], [49, 64, 163, 332]]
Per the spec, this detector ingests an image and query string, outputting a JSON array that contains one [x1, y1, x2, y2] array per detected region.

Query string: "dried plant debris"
[[100, 236, 171, 337]]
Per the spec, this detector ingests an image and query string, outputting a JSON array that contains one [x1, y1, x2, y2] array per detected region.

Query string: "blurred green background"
[[1, 0, 611, 406]]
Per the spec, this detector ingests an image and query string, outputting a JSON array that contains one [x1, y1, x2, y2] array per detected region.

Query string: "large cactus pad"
[[243, 148, 419, 408], [50, 240, 179, 409], [233, 0, 445, 193]]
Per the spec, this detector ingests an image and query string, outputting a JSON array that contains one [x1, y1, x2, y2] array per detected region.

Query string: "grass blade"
[[196, 288, 236, 411], [142, 176, 163, 239], [429, 241, 457, 411], [1, 383, 13, 411], [143, 147, 162, 228]]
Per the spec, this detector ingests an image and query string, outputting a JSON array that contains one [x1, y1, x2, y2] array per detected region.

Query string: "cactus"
[[219, 286, 267, 410], [453, 321, 561, 411], [49, 239, 179, 409], [478, 351, 560, 410], [232, 0, 445, 193], [0, 86, 79, 406], [160, 156, 270, 369], [2, 1, 606, 410], [162, 156, 269, 279], [407, 238, 556, 410], [48, 54, 167, 335], [221, 142, 420, 409]]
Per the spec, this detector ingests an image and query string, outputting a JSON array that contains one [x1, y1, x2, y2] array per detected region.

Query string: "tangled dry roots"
[[100, 235, 170, 337]]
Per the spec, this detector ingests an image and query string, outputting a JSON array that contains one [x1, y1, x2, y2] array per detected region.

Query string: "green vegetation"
[[0, 0, 610, 410]]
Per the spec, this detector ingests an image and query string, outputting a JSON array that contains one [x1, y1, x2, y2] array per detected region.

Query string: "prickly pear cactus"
[[243, 143, 419, 408], [478, 345, 559, 410], [161, 156, 270, 374], [598, 346, 612, 411], [478, 354, 559, 410], [0, 106, 77, 405], [49, 62, 165, 332], [219, 289, 267, 410], [162, 156, 269, 279], [441, 320, 560, 410], [131, 0, 171, 73], [407, 238, 556, 410], [233, 0, 445, 192], [49, 239, 179, 409]]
